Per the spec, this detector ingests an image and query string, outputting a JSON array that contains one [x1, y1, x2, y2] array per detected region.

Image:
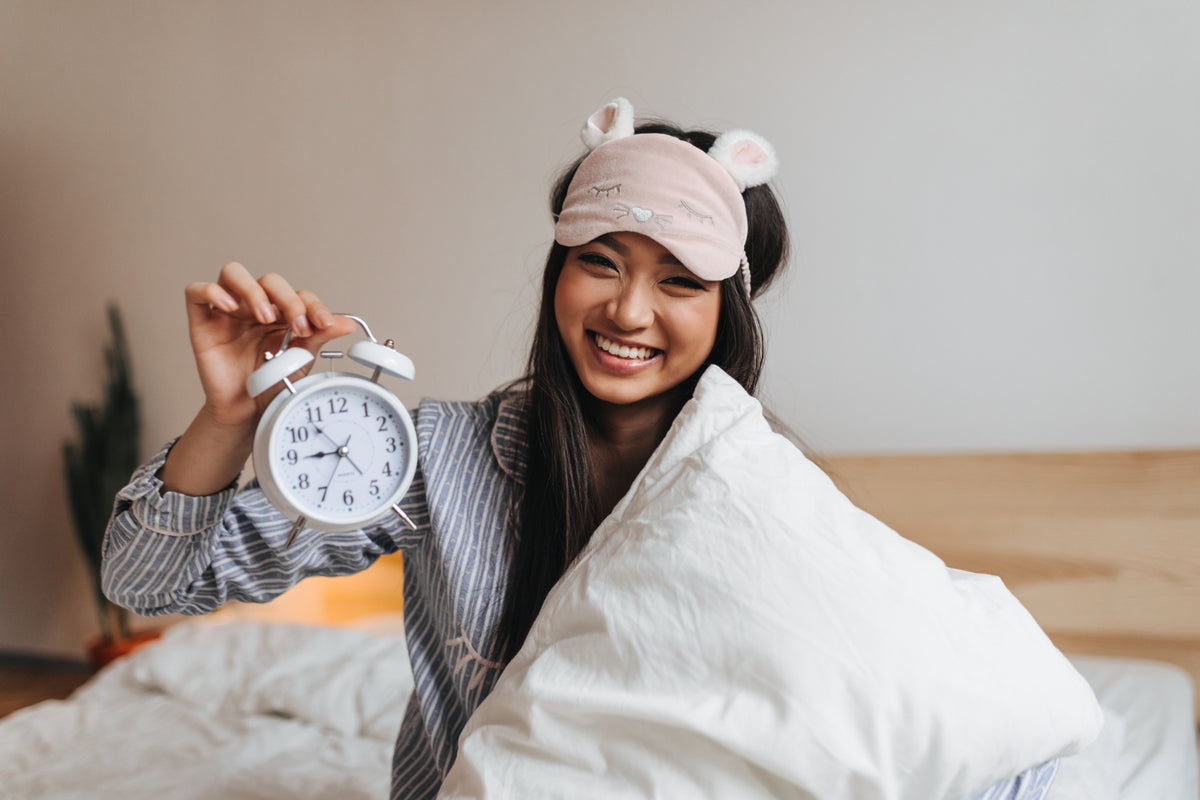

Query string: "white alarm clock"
[[246, 314, 418, 546]]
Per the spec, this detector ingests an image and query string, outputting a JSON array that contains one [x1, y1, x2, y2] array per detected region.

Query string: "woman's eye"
[[579, 253, 618, 271], [663, 276, 705, 291]]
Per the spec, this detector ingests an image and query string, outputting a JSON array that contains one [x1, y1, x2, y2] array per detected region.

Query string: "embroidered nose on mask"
[[615, 203, 672, 231]]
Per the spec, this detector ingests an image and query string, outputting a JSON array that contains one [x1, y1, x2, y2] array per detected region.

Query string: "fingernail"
[[256, 302, 276, 324], [317, 311, 334, 328], [294, 317, 313, 337]]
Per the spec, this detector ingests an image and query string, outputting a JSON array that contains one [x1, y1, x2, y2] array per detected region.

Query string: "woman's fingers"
[[296, 289, 335, 331], [195, 263, 355, 347], [211, 263, 327, 338], [185, 281, 236, 316], [258, 272, 312, 336], [217, 262, 277, 324]]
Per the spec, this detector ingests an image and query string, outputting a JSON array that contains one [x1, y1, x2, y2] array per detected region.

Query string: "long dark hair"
[[496, 121, 790, 662]]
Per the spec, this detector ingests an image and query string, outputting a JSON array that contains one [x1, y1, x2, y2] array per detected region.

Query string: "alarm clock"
[[246, 314, 418, 546]]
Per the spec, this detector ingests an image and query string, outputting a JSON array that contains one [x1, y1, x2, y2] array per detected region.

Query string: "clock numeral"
[[377, 415, 388, 432], [362, 402, 370, 418], [319, 486, 329, 502], [369, 480, 380, 496], [298, 474, 310, 489], [307, 407, 323, 424], [327, 397, 348, 415], [385, 437, 397, 453], [342, 490, 354, 506], [381, 462, 392, 477], [286, 449, 298, 465], [289, 427, 309, 444]]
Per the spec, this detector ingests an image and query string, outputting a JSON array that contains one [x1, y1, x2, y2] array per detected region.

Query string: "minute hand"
[[312, 425, 364, 475]]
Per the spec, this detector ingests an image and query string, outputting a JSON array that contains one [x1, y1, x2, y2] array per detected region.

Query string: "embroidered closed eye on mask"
[[554, 98, 778, 294]]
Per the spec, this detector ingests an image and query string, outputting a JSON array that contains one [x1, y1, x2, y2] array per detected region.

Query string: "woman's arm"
[[101, 440, 429, 616], [99, 263, 422, 615]]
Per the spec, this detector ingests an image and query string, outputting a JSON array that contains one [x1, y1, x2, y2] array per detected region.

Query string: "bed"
[[2, 446, 1197, 799], [820, 448, 1200, 799]]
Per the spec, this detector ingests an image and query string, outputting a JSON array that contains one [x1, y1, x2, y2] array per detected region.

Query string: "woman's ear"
[[581, 97, 635, 150], [708, 130, 778, 191]]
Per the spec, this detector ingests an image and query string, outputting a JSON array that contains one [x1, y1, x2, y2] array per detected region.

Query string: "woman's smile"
[[590, 332, 661, 364], [555, 231, 721, 411]]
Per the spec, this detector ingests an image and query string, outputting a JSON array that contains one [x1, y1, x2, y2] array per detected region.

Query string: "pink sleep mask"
[[554, 98, 778, 292]]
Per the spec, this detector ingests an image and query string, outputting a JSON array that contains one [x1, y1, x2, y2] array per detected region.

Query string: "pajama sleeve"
[[101, 438, 429, 617]]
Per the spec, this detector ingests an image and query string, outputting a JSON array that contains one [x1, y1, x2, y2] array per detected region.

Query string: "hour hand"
[[304, 450, 339, 459]]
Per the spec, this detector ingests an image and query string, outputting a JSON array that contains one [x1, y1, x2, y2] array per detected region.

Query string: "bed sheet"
[[1047, 655, 1198, 800], [1, 621, 1194, 799], [0, 619, 412, 800]]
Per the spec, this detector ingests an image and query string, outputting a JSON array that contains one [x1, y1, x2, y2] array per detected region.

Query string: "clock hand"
[[293, 448, 346, 549], [318, 437, 361, 503], [337, 434, 365, 475], [319, 447, 347, 500], [312, 424, 342, 450], [313, 427, 364, 475], [303, 450, 339, 459]]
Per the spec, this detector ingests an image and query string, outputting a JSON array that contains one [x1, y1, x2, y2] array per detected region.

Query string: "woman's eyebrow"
[[591, 234, 686, 269], [593, 234, 629, 256]]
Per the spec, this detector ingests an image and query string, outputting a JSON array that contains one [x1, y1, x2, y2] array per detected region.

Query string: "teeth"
[[595, 333, 656, 361]]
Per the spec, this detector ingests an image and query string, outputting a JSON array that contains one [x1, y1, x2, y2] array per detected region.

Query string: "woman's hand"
[[184, 262, 358, 428], [161, 263, 358, 496]]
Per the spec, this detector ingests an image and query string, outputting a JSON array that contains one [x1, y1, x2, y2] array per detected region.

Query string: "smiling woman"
[[99, 98, 1068, 800]]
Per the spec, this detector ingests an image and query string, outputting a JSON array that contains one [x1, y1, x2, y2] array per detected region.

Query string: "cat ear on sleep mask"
[[579, 98, 778, 191]]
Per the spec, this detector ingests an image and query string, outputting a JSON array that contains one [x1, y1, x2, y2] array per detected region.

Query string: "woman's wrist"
[[159, 405, 256, 496]]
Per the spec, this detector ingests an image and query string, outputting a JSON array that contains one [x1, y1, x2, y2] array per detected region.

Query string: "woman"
[[102, 98, 1052, 799]]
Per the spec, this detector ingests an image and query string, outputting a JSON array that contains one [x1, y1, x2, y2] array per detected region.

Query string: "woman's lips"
[[588, 331, 662, 373], [592, 332, 660, 361]]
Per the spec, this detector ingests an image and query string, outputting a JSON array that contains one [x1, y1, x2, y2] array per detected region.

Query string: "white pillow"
[[439, 367, 1102, 800]]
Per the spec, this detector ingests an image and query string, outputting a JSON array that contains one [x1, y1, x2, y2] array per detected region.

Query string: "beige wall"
[[2, 0, 1197, 658]]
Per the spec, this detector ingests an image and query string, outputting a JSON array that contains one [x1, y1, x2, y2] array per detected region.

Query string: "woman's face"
[[554, 231, 722, 413]]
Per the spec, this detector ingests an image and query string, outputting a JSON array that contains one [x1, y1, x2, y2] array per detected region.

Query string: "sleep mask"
[[554, 98, 778, 295]]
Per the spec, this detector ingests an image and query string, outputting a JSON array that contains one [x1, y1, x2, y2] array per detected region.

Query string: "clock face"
[[265, 378, 415, 527]]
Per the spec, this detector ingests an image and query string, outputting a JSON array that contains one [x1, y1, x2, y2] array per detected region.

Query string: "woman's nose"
[[606, 281, 654, 331]]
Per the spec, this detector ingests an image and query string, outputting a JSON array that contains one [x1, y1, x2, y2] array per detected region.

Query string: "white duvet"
[[0, 620, 413, 800], [440, 367, 1103, 800]]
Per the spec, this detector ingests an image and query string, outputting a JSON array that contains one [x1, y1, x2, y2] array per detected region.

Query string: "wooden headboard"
[[818, 449, 1200, 725]]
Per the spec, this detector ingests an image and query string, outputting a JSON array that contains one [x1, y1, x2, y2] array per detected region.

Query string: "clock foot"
[[391, 504, 418, 531], [285, 515, 307, 548]]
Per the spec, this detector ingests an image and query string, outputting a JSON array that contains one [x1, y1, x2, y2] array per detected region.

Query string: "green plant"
[[63, 304, 141, 642]]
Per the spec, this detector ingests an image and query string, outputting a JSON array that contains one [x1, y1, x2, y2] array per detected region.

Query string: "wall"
[[1, 0, 1196, 657]]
